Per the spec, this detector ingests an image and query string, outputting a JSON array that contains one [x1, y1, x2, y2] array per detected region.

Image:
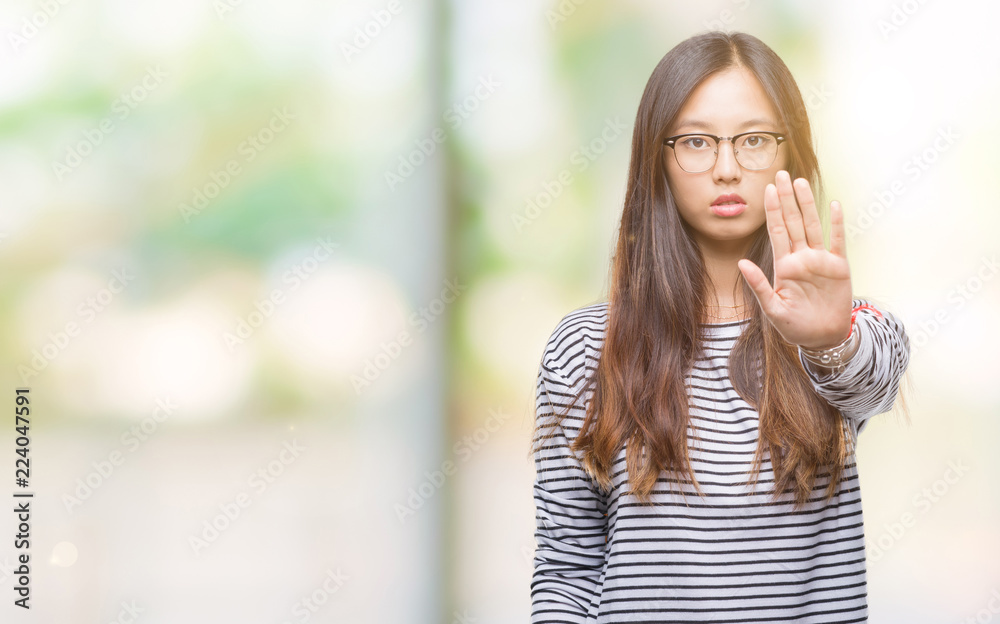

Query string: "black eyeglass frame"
[[663, 131, 788, 173]]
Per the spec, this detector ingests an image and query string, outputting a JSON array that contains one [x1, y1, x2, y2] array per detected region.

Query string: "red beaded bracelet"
[[851, 302, 883, 326], [837, 302, 883, 343]]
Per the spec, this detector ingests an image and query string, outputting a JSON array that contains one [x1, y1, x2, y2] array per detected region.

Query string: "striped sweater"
[[530, 298, 910, 623]]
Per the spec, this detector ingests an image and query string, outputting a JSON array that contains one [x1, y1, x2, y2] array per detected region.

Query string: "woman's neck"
[[699, 238, 752, 322]]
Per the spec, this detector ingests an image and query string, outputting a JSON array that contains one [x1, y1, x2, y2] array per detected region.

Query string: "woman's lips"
[[711, 202, 746, 217]]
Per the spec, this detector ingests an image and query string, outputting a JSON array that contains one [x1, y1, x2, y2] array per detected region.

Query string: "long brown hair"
[[533, 32, 865, 511]]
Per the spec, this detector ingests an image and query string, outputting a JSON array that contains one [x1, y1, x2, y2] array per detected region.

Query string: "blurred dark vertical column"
[[431, 0, 458, 621]]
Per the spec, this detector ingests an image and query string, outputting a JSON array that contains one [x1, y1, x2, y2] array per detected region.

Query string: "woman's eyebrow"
[[674, 117, 777, 132]]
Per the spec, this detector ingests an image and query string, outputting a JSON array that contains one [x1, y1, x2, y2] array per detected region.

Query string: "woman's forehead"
[[672, 69, 779, 133]]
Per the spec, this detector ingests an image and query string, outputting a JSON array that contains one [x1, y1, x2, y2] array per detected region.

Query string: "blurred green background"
[[0, 0, 997, 622]]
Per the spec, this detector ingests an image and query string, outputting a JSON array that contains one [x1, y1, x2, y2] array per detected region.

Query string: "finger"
[[793, 177, 825, 250], [775, 170, 807, 252], [737, 259, 776, 314], [830, 200, 847, 258], [763, 182, 791, 260]]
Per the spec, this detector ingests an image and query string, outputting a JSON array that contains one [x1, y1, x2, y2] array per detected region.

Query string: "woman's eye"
[[683, 138, 707, 149]]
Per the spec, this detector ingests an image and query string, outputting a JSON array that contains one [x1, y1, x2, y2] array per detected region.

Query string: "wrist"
[[799, 325, 860, 372], [803, 325, 853, 351], [798, 302, 881, 374]]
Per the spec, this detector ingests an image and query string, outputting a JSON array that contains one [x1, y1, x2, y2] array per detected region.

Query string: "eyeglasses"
[[663, 131, 787, 173]]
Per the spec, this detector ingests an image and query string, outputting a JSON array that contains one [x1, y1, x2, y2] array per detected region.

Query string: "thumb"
[[737, 259, 775, 313]]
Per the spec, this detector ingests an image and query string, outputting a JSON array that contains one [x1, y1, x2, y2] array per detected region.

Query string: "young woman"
[[530, 32, 910, 623]]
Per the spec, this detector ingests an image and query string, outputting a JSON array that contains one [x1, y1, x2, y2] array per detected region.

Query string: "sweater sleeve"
[[798, 298, 910, 433], [530, 341, 608, 623]]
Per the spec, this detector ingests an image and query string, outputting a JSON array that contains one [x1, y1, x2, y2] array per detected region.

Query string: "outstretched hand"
[[737, 170, 853, 350]]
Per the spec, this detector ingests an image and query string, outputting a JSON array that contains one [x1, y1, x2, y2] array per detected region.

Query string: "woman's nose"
[[713, 140, 741, 180]]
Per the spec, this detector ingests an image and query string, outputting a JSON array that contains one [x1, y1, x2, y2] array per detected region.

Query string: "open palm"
[[737, 170, 853, 350]]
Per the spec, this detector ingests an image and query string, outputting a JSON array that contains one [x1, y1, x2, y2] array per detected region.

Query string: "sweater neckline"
[[698, 316, 753, 328]]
